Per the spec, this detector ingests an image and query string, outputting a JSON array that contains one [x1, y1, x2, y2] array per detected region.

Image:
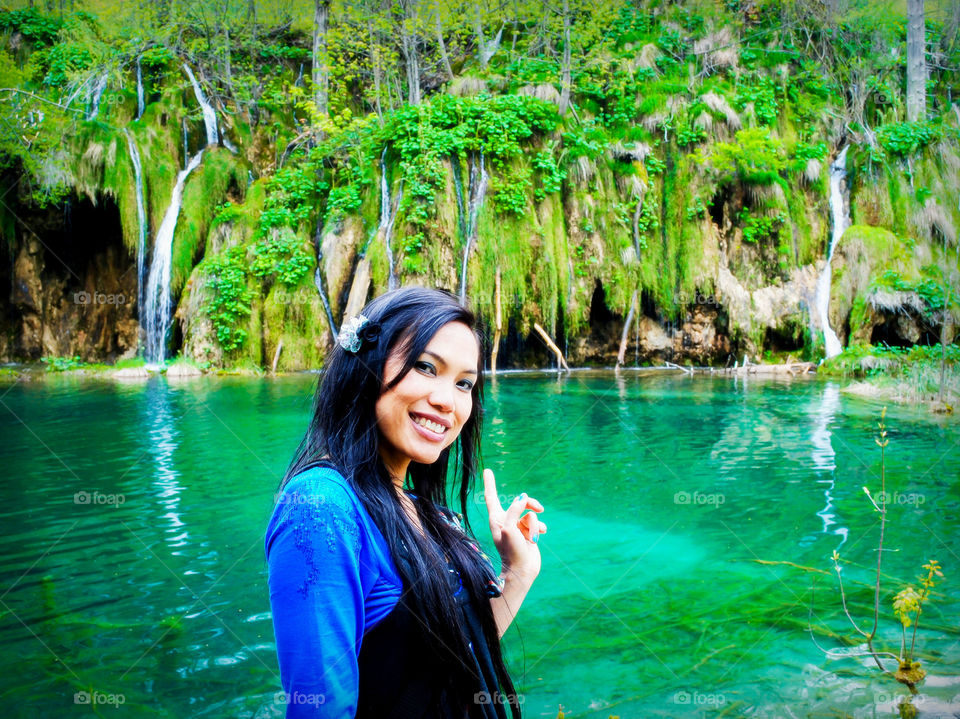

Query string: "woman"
[[265, 287, 547, 718]]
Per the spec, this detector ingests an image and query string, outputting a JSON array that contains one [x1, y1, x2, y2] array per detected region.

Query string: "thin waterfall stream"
[[143, 151, 204, 366], [814, 145, 849, 359], [459, 152, 488, 304], [182, 64, 218, 146], [123, 129, 149, 322]]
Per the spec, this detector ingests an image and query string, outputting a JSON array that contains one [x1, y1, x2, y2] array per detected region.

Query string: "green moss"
[[171, 148, 245, 295]]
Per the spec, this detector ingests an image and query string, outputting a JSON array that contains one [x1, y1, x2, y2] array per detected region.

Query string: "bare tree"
[[557, 0, 571, 116], [906, 0, 926, 122], [399, 0, 421, 105], [313, 0, 330, 116]]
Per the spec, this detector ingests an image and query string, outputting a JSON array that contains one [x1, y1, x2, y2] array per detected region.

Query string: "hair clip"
[[337, 314, 381, 353]]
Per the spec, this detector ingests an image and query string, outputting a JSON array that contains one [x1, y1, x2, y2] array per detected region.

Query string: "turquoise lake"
[[1, 372, 958, 717]]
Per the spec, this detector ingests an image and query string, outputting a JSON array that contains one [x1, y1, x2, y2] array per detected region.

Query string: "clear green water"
[[1, 373, 957, 717]]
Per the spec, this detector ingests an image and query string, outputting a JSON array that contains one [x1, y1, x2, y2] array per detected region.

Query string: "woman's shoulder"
[[278, 464, 357, 506]]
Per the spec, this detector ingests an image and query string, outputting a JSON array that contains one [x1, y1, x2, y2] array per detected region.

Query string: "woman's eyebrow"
[[423, 350, 478, 375]]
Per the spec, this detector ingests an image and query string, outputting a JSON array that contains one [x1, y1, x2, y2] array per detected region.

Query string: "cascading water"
[[136, 59, 145, 120], [451, 155, 467, 243], [143, 151, 204, 366], [87, 73, 108, 120], [123, 129, 149, 316], [460, 152, 488, 304], [313, 267, 338, 341], [378, 148, 402, 291], [182, 119, 189, 170], [814, 146, 849, 359], [182, 64, 218, 146]]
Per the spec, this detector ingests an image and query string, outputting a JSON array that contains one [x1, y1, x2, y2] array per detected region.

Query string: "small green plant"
[[204, 245, 253, 353], [825, 408, 945, 717], [41, 356, 86, 372]]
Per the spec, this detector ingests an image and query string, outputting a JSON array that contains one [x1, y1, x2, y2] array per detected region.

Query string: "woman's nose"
[[429, 383, 455, 411]]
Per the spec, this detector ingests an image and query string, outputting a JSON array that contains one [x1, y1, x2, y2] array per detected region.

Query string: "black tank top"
[[355, 531, 510, 719]]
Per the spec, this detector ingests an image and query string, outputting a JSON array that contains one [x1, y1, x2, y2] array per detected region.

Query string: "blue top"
[[265, 467, 404, 718]]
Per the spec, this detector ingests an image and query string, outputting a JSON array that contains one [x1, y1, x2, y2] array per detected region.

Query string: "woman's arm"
[[490, 566, 538, 638], [266, 473, 367, 717]]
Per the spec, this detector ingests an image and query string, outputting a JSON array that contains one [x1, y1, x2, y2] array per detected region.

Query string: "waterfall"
[[143, 151, 204, 366], [459, 152, 488, 304], [136, 59, 145, 120], [123, 129, 149, 319], [86, 73, 108, 120], [814, 146, 849, 359], [313, 267, 338, 341], [378, 148, 402, 291], [181, 119, 189, 170], [451, 155, 467, 243], [182, 64, 218, 146]]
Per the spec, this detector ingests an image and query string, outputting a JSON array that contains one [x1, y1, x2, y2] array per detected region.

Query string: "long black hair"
[[281, 286, 521, 718]]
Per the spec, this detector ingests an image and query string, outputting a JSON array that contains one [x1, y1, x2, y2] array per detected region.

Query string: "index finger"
[[483, 468, 503, 515]]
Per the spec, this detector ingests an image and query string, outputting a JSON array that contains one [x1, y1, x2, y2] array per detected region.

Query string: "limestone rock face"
[[7, 219, 138, 362], [321, 215, 364, 320]]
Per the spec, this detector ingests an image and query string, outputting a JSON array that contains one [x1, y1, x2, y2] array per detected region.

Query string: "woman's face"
[[375, 321, 480, 481]]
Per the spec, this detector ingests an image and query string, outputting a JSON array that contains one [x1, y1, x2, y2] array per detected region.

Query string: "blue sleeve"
[[265, 469, 370, 718]]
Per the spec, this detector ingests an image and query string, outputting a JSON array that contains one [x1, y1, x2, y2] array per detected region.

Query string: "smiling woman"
[[265, 287, 547, 718]]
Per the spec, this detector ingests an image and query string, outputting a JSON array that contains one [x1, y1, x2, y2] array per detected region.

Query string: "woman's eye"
[[414, 360, 436, 375], [456, 379, 474, 391]]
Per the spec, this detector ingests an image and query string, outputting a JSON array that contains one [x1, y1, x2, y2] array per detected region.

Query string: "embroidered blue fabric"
[[265, 467, 403, 718], [265, 466, 505, 717]]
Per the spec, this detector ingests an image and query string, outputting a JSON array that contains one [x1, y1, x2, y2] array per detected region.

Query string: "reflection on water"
[[810, 383, 849, 550], [0, 374, 956, 718], [144, 381, 187, 547]]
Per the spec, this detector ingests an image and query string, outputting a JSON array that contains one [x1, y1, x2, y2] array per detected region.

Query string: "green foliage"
[[491, 163, 532, 216], [877, 122, 944, 157], [41, 355, 86, 372], [204, 245, 252, 353], [701, 128, 786, 186], [739, 209, 787, 244], [636, 194, 659, 247], [734, 76, 779, 126], [0, 9, 62, 46], [532, 145, 564, 201], [872, 267, 957, 318], [251, 231, 313, 287], [561, 117, 607, 160]]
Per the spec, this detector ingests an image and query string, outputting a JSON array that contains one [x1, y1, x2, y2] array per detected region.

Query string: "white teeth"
[[414, 416, 446, 433]]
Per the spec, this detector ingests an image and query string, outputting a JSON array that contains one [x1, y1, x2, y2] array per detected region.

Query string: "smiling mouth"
[[410, 413, 448, 437]]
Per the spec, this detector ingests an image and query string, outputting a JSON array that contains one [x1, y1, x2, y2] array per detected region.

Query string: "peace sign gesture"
[[483, 468, 547, 582]]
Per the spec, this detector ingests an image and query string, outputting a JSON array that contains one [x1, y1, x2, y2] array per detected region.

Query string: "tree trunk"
[[369, 19, 384, 120], [906, 0, 926, 122], [558, 0, 572, 116], [435, 7, 454, 82], [400, 2, 421, 106], [313, 0, 330, 116]]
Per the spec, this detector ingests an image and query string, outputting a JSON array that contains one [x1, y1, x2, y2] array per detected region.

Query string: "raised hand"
[[483, 468, 547, 581]]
